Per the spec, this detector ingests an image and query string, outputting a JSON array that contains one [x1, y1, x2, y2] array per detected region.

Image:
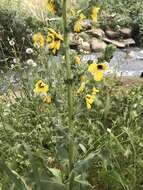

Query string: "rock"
[[119, 28, 132, 38], [80, 41, 91, 51], [103, 37, 125, 48], [86, 28, 105, 38], [69, 33, 82, 50], [105, 30, 119, 39], [122, 38, 135, 46], [128, 51, 136, 58], [81, 19, 92, 30], [79, 32, 90, 41], [90, 38, 107, 52]]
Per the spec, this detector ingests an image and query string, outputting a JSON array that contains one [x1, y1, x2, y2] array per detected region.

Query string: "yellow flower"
[[88, 62, 108, 81], [74, 20, 83, 33], [92, 87, 99, 96], [91, 6, 100, 22], [48, 28, 63, 41], [74, 12, 86, 33], [49, 40, 61, 54], [77, 82, 85, 95], [47, 0, 56, 14], [43, 95, 52, 103], [33, 33, 45, 48], [47, 28, 63, 54], [79, 13, 86, 20], [85, 94, 94, 109], [34, 80, 49, 94], [74, 55, 81, 64], [85, 88, 99, 109]]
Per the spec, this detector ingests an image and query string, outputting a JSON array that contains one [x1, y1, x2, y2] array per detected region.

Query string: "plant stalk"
[[62, 0, 74, 187]]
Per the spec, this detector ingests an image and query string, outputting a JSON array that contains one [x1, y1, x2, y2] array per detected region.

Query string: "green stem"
[[62, 0, 74, 188]]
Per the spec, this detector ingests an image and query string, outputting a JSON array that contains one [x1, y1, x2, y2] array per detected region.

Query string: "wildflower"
[[85, 87, 99, 109], [79, 13, 86, 20], [85, 94, 94, 109], [34, 80, 49, 94], [74, 55, 81, 64], [92, 87, 99, 96], [33, 33, 45, 48], [91, 6, 100, 22], [107, 128, 111, 133], [13, 58, 20, 64], [77, 82, 85, 95], [74, 20, 83, 33], [9, 39, 15, 46], [88, 62, 108, 81], [48, 28, 63, 41], [47, 0, 56, 14], [26, 48, 34, 54], [48, 40, 61, 54], [26, 59, 37, 67], [47, 28, 63, 54], [74, 13, 86, 33], [43, 95, 52, 103]]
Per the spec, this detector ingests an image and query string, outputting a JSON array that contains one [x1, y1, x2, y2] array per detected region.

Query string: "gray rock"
[[80, 41, 91, 51], [86, 28, 105, 38], [81, 19, 92, 30], [90, 38, 107, 52], [103, 38, 125, 48], [122, 38, 135, 46], [105, 30, 119, 39], [119, 28, 132, 38]]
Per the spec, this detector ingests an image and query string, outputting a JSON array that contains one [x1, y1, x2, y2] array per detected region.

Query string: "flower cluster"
[[86, 87, 99, 109], [74, 13, 86, 33], [33, 33, 45, 48], [47, 28, 63, 54], [76, 61, 108, 109], [91, 6, 100, 22], [47, 0, 56, 14], [34, 80, 52, 104], [74, 6, 100, 33], [88, 62, 108, 81], [32, 29, 63, 54]]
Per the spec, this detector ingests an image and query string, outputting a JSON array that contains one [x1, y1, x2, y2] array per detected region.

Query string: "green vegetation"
[[0, 0, 143, 190]]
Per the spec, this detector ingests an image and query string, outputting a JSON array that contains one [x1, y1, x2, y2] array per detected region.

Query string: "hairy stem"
[[62, 0, 74, 189]]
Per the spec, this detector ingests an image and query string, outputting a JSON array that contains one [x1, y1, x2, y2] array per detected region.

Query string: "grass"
[[0, 0, 143, 190]]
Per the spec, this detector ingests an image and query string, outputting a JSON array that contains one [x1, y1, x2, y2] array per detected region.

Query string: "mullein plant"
[[32, 1, 110, 189], [0, 1, 112, 190]]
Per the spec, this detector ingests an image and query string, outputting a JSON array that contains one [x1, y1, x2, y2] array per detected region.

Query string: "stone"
[[90, 38, 107, 52], [122, 38, 135, 46], [119, 28, 132, 38], [80, 41, 91, 51], [103, 37, 125, 48], [86, 28, 105, 38], [81, 19, 92, 30], [69, 33, 82, 50], [105, 30, 119, 39], [79, 32, 90, 41]]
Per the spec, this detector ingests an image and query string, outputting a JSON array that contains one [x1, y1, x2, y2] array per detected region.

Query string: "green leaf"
[[73, 153, 96, 174], [0, 160, 28, 190], [48, 168, 62, 183], [24, 144, 41, 190]]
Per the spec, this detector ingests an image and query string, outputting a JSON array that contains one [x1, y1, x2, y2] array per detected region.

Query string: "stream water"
[[0, 47, 143, 94]]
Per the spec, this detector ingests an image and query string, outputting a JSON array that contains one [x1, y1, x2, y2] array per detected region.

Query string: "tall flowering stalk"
[[62, 0, 74, 187]]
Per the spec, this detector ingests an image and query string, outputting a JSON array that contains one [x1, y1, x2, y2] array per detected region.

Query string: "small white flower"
[[9, 39, 15, 46], [26, 59, 37, 67], [26, 48, 34, 54], [13, 58, 17, 63], [107, 128, 111, 133], [13, 58, 20, 64], [11, 64, 15, 69]]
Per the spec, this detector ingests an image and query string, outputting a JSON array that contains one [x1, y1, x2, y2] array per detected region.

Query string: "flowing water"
[[0, 47, 143, 94]]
